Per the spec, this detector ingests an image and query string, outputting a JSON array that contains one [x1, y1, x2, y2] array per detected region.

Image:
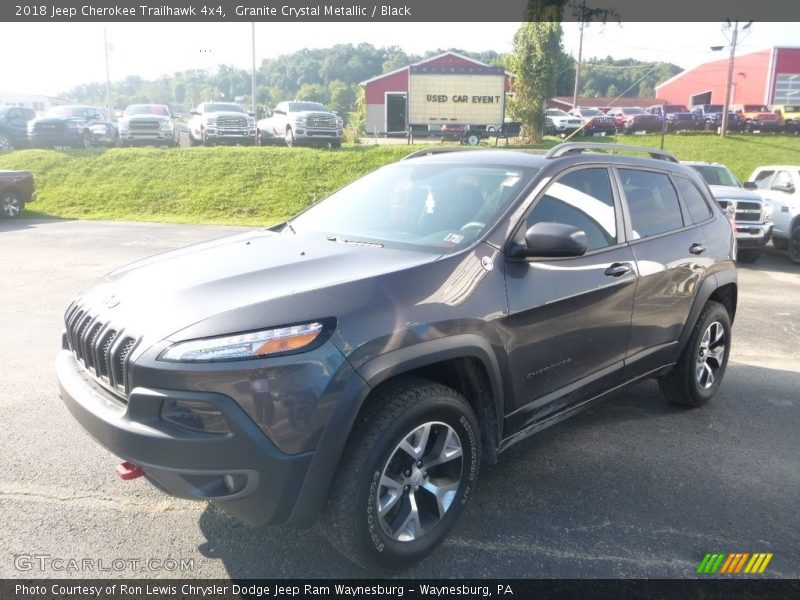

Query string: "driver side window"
[[526, 168, 617, 252]]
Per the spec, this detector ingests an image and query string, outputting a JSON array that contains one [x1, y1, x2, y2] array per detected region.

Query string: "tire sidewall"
[[355, 398, 479, 567]]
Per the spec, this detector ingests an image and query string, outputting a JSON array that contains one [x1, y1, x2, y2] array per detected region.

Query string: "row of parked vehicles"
[[0, 101, 344, 151], [545, 103, 799, 137]]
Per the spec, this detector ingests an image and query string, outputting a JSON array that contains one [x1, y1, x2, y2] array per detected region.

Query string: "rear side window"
[[619, 169, 684, 239], [674, 177, 712, 223], [527, 168, 617, 252]]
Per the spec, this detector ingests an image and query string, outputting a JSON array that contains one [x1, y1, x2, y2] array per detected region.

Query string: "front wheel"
[[658, 300, 731, 407], [736, 248, 762, 263], [0, 134, 13, 151], [321, 377, 480, 569], [285, 127, 295, 147], [0, 189, 23, 218], [788, 228, 800, 264], [465, 133, 480, 146]]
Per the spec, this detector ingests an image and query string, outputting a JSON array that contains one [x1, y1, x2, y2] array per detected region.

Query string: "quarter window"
[[674, 177, 712, 223], [619, 169, 684, 239], [527, 168, 617, 252]]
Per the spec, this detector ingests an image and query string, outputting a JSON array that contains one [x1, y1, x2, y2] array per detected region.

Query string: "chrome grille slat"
[[129, 120, 160, 130], [216, 116, 247, 128]]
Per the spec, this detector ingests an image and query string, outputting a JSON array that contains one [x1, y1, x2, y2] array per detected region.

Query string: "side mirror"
[[743, 181, 757, 190], [513, 222, 588, 258], [774, 184, 795, 194], [248, 111, 256, 117]]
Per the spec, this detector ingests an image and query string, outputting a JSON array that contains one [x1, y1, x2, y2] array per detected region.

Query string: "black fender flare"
[[674, 271, 736, 361], [285, 334, 504, 526]]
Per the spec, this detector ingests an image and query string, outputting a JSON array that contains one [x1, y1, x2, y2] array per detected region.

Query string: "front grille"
[[34, 122, 66, 133], [717, 200, 762, 223], [64, 301, 139, 399], [671, 114, 694, 122], [129, 119, 161, 130], [304, 114, 337, 129], [216, 116, 247, 128]]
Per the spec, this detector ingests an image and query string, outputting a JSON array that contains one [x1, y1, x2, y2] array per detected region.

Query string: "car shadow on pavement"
[[0, 215, 71, 232], [738, 247, 798, 274], [196, 363, 799, 579]]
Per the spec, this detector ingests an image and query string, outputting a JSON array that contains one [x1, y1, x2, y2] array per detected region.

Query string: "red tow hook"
[[116, 461, 145, 481]]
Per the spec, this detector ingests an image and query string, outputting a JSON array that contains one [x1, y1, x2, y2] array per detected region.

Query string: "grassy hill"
[[1, 134, 798, 226]]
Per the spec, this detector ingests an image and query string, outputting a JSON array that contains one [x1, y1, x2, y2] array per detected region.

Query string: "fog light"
[[161, 399, 230, 434]]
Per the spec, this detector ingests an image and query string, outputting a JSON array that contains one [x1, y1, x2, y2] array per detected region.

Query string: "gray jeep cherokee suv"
[[57, 143, 737, 569]]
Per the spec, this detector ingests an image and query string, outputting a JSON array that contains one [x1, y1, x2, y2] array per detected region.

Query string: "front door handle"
[[604, 262, 633, 277], [690, 243, 707, 255]]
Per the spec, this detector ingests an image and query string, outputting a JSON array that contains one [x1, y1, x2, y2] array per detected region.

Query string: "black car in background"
[[0, 106, 36, 151], [28, 105, 117, 149]]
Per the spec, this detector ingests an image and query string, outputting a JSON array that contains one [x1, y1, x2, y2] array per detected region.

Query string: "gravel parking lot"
[[0, 218, 798, 579]]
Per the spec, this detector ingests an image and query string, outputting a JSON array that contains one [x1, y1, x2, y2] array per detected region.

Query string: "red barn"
[[360, 52, 514, 135], [656, 46, 800, 107]]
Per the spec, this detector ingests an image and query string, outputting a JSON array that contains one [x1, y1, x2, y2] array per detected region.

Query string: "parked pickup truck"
[[685, 161, 772, 263], [734, 104, 782, 133], [257, 101, 343, 148], [748, 165, 800, 263], [0, 170, 36, 218], [690, 104, 742, 132], [771, 104, 800, 133], [28, 105, 117, 149], [0, 106, 36, 151], [646, 104, 703, 131], [187, 102, 256, 146]]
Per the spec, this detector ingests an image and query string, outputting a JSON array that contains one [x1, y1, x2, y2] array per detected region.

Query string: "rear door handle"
[[690, 243, 707, 255], [604, 262, 633, 277]]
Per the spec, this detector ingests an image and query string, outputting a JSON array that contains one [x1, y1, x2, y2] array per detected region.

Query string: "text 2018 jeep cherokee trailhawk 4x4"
[[58, 143, 737, 569]]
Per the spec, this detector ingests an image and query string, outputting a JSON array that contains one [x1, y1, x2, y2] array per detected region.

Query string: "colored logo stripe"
[[697, 553, 773, 574]]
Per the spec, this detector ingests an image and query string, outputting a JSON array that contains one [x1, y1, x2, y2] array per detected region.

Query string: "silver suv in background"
[[748, 166, 800, 263], [187, 102, 256, 146], [117, 104, 178, 147], [685, 161, 773, 263], [257, 101, 343, 148]]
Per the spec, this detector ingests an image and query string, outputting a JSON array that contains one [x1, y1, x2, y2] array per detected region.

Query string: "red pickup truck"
[[0, 170, 36, 218]]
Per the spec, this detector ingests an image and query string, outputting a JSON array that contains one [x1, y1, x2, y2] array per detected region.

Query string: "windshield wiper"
[[326, 236, 384, 248], [284, 219, 297, 235]]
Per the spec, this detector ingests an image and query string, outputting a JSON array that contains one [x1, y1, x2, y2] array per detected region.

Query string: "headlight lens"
[[66, 121, 82, 130], [160, 120, 173, 131], [159, 322, 325, 362], [294, 117, 305, 126], [205, 116, 216, 125]]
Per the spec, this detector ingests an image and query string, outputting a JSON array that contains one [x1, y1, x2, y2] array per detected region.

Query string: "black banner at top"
[[3, 0, 800, 22]]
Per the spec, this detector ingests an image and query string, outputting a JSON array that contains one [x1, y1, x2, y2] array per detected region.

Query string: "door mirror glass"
[[517, 222, 588, 258], [743, 181, 757, 190]]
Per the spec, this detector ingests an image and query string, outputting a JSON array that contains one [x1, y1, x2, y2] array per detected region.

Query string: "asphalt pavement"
[[0, 218, 797, 579]]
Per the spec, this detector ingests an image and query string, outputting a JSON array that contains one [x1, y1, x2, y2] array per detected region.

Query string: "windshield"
[[288, 102, 328, 112], [744, 105, 768, 112], [125, 104, 170, 116], [663, 105, 689, 113], [579, 109, 604, 116], [704, 105, 723, 112], [546, 109, 570, 117], [783, 106, 799, 113], [44, 106, 95, 118], [623, 108, 646, 115], [691, 165, 740, 188], [204, 103, 245, 113], [291, 162, 537, 252]]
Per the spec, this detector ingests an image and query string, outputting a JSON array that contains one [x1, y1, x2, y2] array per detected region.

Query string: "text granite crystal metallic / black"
[[57, 143, 738, 569]]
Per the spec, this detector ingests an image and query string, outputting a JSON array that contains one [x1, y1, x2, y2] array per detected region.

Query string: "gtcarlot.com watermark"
[[14, 554, 194, 573]]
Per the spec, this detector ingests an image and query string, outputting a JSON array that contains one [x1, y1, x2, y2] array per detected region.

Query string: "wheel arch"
[[675, 273, 737, 361], [285, 335, 504, 527]]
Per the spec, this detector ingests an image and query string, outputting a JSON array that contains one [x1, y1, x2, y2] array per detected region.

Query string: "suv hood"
[[77, 230, 440, 343], [709, 185, 762, 202]]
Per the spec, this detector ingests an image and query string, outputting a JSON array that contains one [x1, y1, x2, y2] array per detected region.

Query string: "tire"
[[736, 248, 762, 263], [0, 133, 13, 152], [772, 237, 788, 251], [285, 127, 295, 147], [704, 121, 713, 132], [466, 134, 480, 146], [789, 228, 800, 264], [744, 121, 753, 133], [658, 300, 731, 407], [321, 376, 480, 569], [331, 140, 342, 149], [188, 130, 200, 147], [201, 128, 211, 146], [81, 130, 93, 149], [0, 189, 23, 218]]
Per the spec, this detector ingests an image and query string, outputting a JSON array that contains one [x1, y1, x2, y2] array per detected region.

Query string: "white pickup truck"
[[257, 101, 342, 148], [748, 166, 800, 263]]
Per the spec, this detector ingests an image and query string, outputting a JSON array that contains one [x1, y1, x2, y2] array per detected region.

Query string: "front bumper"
[[204, 127, 257, 141], [294, 128, 343, 143], [119, 130, 175, 143], [735, 222, 773, 248], [57, 350, 312, 526], [29, 131, 82, 147]]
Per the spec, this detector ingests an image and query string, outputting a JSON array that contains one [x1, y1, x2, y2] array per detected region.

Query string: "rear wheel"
[[321, 377, 480, 569], [736, 249, 762, 263], [0, 189, 23, 218], [658, 300, 731, 407]]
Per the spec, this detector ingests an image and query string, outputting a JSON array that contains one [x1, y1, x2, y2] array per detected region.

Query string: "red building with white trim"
[[360, 52, 514, 134], [656, 47, 800, 107]]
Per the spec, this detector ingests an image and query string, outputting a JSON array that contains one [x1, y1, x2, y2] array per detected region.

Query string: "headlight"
[[66, 121, 82, 130], [763, 200, 773, 221], [159, 321, 326, 363], [294, 117, 305, 127], [335, 116, 344, 127], [247, 117, 255, 127], [160, 120, 173, 131], [205, 116, 216, 125]]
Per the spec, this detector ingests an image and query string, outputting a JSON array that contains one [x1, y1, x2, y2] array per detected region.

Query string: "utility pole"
[[104, 27, 112, 119], [572, 2, 586, 109], [720, 21, 738, 138], [251, 22, 257, 118]]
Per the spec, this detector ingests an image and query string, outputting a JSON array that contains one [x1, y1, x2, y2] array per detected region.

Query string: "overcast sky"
[[1, 21, 797, 97]]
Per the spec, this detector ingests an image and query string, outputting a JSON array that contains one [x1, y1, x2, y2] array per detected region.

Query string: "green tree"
[[511, 4, 565, 142]]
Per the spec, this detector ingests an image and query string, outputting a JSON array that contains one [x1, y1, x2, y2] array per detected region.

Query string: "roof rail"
[[402, 147, 473, 160], [544, 142, 678, 163]]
